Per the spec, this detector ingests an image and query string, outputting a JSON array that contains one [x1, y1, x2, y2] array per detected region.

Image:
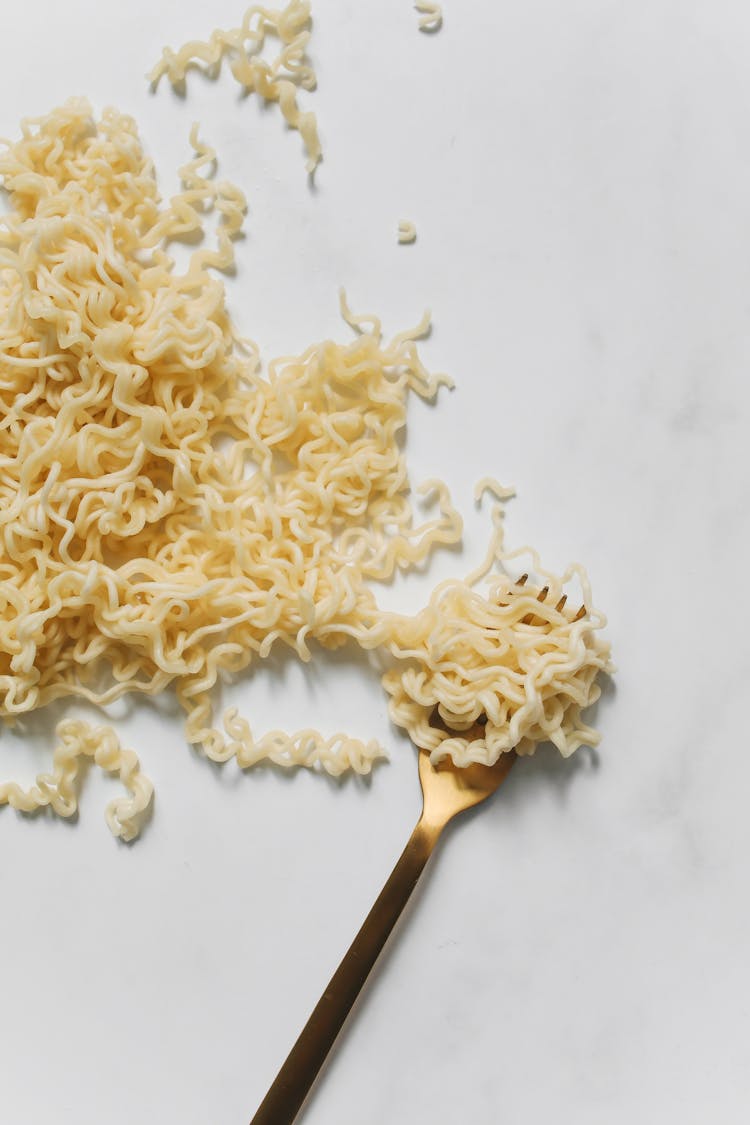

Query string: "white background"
[[1, 1, 750, 1122]]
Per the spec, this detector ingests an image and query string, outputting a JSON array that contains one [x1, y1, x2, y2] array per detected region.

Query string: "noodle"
[[0, 101, 610, 840], [148, 1, 322, 173], [0, 720, 153, 842], [398, 220, 417, 244], [415, 2, 443, 32], [382, 553, 609, 766]]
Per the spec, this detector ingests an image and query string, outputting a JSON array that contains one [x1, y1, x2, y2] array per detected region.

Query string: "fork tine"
[[514, 576, 586, 626], [517, 574, 531, 620]]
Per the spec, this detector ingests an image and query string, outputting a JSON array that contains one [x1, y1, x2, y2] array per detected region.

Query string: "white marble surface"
[[2, 1, 750, 1122]]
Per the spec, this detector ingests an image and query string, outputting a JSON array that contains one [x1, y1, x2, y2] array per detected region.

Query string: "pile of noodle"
[[0, 101, 610, 839]]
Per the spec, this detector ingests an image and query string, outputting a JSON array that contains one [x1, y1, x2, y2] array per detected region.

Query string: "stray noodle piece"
[[0, 721, 153, 841], [415, 1, 443, 32], [398, 220, 417, 244], [148, 1, 322, 173], [0, 101, 610, 840]]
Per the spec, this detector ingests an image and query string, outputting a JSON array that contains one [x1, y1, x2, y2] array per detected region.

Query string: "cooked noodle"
[[148, 1, 322, 173], [0, 720, 153, 841], [398, 220, 417, 244], [0, 101, 610, 840], [415, 1, 443, 32]]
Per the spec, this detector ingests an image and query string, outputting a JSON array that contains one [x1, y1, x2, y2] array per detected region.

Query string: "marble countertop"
[[1, 1, 749, 1122]]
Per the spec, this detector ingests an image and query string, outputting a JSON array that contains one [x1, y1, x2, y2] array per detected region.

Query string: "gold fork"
[[249, 741, 516, 1125], [250, 576, 578, 1124]]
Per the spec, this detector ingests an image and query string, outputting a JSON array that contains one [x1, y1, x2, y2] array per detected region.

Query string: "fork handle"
[[249, 814, 442, 1125]]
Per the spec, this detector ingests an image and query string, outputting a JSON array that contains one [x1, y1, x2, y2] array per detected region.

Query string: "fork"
[[249, 574, 579, 1123], [249, 739, 517, 1124]]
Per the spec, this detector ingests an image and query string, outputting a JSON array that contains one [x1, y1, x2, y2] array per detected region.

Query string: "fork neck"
[[414, 810, 448, 850]]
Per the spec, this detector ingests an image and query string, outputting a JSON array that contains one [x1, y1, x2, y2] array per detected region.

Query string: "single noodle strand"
[[415, 2, 443, 32], [398, 220, 417, 244]]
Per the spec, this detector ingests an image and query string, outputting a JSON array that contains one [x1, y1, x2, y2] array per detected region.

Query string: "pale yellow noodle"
[[148, 1, 322, 173], [398, 220, 417, 244], [0, 719, 153, 841], [0, 102, 611, 841], [415, 1, 443, 32]]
